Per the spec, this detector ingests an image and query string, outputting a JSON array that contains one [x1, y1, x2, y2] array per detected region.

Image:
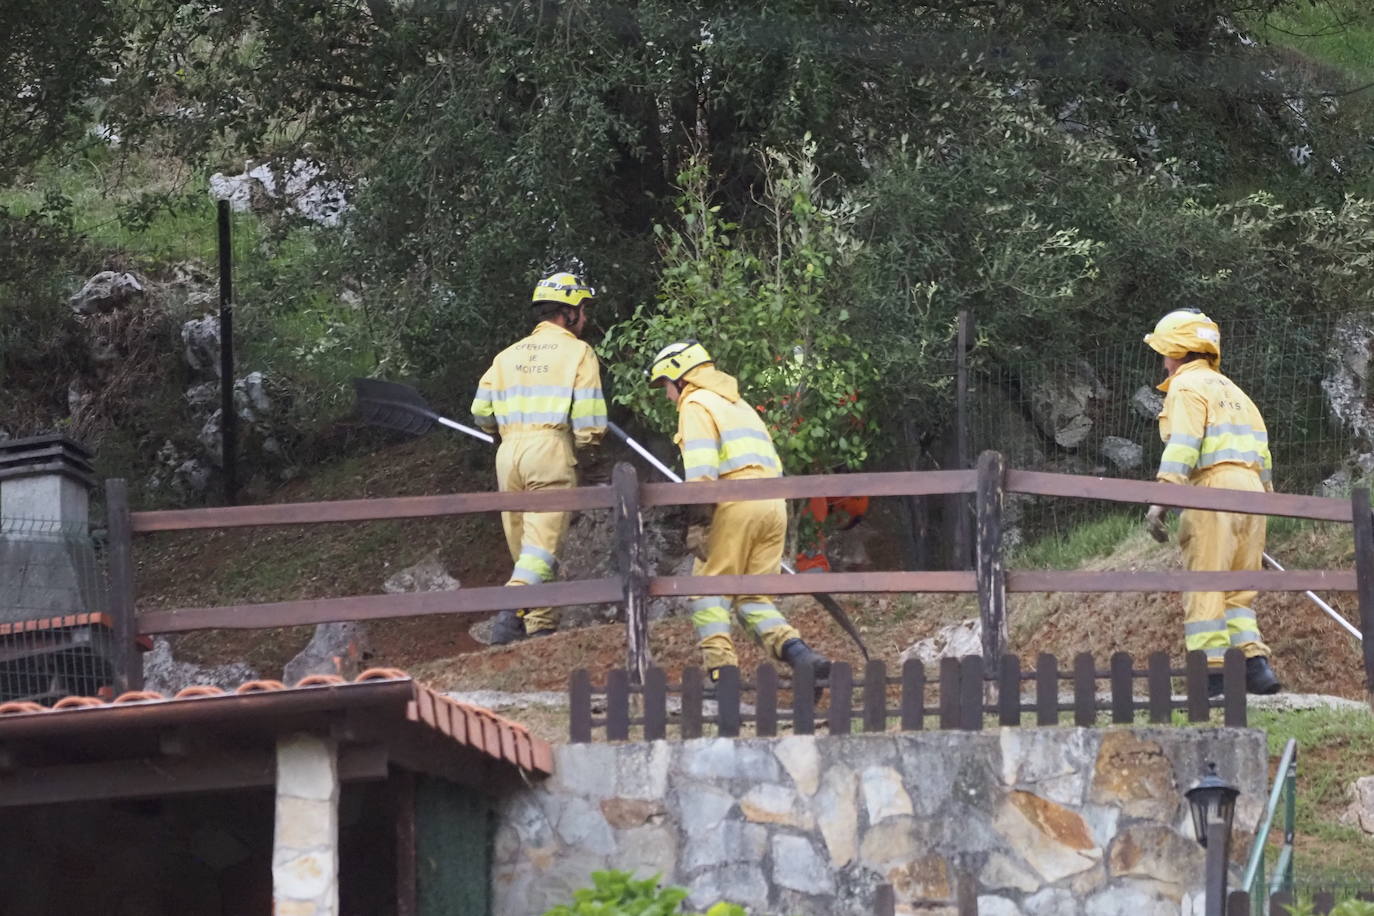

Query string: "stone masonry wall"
[[493, 728, 1267, 916]]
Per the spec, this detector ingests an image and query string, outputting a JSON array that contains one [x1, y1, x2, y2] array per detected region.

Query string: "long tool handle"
[[1263, 551, 1362, 641], [437, 415, 495, 444], [608, 421, 680, 483]]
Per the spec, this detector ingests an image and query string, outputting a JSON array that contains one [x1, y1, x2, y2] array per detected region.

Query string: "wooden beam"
[[975, 451, 1007, 660], [648, 571, 978, 596], [130, 487, 616, 533], [1008, 569, 1356, 593], [613, 463, 651, 686], [639, 469, 977, 507], [0, 745, 387, 808], [1351, 489, 1374, 698], [1008, 470, 1351, 522], [138, 579, 622, 634]]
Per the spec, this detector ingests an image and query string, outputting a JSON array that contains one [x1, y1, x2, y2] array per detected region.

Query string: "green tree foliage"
[[0, 0, 124, 184], [541, 870, 745, 916], [602, 141, 876, 472], [100, 0, 1368, 391]]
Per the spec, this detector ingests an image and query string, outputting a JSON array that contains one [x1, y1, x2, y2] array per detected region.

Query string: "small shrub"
[[541, 870, 747, 916]]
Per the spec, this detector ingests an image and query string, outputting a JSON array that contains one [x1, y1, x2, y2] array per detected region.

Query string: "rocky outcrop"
[[900, 618, 982, 666], [1025, 362, 1108, 450], [143, 637, 258, 695], [69, 271, 145, 315]]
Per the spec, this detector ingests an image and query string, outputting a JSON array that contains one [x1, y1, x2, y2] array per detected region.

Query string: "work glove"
[[685, 524, 710, 562], [1145, 504, 1169, 544], [577, 446, 612, 486]]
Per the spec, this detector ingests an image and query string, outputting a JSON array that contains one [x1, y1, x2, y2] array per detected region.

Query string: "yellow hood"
[[681, 365, 741, 403]]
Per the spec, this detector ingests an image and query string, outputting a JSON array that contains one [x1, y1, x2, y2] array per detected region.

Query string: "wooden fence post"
[[976, 450, 1008, 661], [1351, 488, 1374, 702], [613, 462, 651, 686], [104, 478, 142, 694]]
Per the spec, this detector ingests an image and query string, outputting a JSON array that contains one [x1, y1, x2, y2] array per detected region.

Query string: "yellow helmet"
[[1143, 308, 1221, 360], [647, 340, 712, 384], [532, 272, 595, 309]]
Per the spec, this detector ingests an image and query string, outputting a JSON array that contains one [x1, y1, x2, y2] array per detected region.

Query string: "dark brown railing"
[[104, 450, 1373, 699]]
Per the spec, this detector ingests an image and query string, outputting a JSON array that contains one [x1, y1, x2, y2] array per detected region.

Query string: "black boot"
[[780, 638, 832, 682], [1245, 656, 1281, 695], [1206, 672, 1224, 698], [487, 610, 529, 646]]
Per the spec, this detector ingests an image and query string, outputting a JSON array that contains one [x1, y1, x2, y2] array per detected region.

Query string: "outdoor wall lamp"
[[1186, 761, 1240, 916]]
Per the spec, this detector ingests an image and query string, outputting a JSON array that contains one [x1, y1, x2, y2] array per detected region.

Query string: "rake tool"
[[352, 378, 870, 659]]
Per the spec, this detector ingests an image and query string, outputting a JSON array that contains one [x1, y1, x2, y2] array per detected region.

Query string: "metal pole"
[[217, 199, 237, 505], [952, 309, 973, 569], [1205, 818, 1229, 916]]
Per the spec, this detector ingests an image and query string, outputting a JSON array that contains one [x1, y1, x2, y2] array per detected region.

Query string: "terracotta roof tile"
[[4, 669, 554, 777], [112, 691, 164, 704]]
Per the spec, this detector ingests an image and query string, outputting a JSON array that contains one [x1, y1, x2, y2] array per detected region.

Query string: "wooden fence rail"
[[105, 453, 1374, 699], [567, 649, 1249, 743]]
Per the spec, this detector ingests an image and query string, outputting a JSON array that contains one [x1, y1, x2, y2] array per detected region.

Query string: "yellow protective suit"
[[674, 365, 800, 670], [471, 321, 607, 633], [1156, 359, 1273, 666]]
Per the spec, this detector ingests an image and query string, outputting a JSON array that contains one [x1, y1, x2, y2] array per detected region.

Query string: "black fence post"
[[216, 199, 237, 505], [949, 309, 974, 569]]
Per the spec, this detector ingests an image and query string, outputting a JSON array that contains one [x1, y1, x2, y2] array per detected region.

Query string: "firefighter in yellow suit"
[[472, 272, 608, 644], [1143, 308, 1281, 695], [647, 340, 831, 682]]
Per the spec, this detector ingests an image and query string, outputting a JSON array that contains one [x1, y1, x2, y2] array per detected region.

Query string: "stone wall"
[[493, 728, 1267, 916]]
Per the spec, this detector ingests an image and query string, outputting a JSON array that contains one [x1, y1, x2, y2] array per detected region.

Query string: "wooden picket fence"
[[568, 647, 1248, 742]]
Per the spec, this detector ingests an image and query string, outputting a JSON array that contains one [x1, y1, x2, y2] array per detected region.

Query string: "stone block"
[[741, 783, 812, 829], [1088, 731, 1176, 821], [681, 820, 767, 873], [275, 797, 334, 852], [553, 796, 616, 856], [1106, 824, 1195, 886], [554, 743, 619, 799], [977, 896, 1024, 916], [615, 824, 677, 880], [858, 816, 919, 870], [980, 852, 1040, 894], [274, 851, 333, 899], [1024, 887, 1082, 916], [679, 738, 780, 783], [861, 766, 914, 824], [816, 765, 859, 867], [687, 863, 769, 912], [276, 734, 338, 802], [1000, 727, 1097, 807], [601, 797, 665, 829], [775, 735, 821, 796], [1083, 880, 1176, 916], [994, 791, 1100, 883], [616, 742, 673, 800], [771, 834, 836, 896], [886, 853, 951, 903], [678, 785, 735, 838]]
